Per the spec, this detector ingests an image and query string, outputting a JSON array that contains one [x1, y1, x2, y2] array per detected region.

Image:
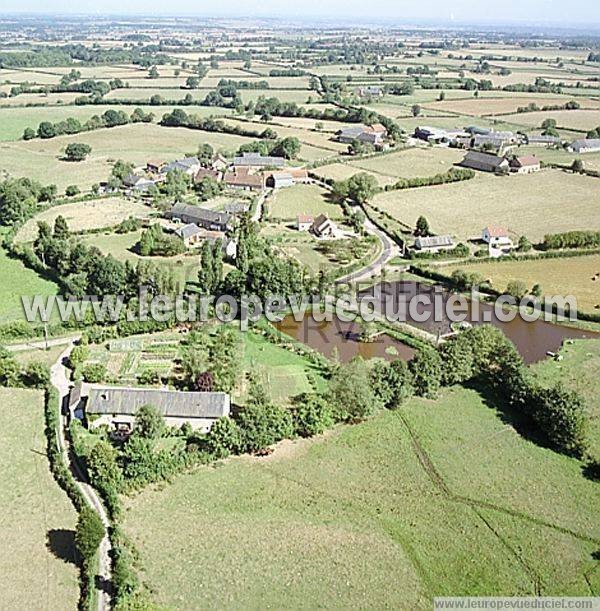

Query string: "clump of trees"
[[135, 224, 186, 257], [64, 142, 92, 162], [541, 230, 600, 250], [0, 176, 58, 225]]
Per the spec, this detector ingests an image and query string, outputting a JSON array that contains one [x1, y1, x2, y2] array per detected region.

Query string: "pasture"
[[500, 109, 600, 132], [372, 170, 600, 242], [16, 197, 153, 242], [122, 386, 599, 609], [0, 239, 58, 323], [443, 254, 600, 315], [267, 183, 343, 220], [0, 388, 79, 611], [0, 123, 256, 190], [532, 339, 600, 457], [313, 162, 395, 187], [348, 146, 465, 180]]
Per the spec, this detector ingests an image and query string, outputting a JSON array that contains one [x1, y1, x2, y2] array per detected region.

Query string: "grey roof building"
[[169, 203, 232, 231], [569, 139, 600, 153], [233, 152, 285, 168], [162, 157, 201, 174], [460, 151, 510, 173], [414, 235, 454, 251]]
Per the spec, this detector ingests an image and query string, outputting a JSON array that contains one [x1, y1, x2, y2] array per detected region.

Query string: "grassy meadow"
[[267, 183, 343, 220], [444, 254, 600, 314], [122, 386, 600, 609], [0, 388, 79, 611], [372, 169, 600, 242]]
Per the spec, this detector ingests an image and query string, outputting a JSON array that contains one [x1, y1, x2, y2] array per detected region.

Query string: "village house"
[[338, 124, 387, 146], [233, 152, 285, 168], [413, 235, 454, 253], [169, 202, 232, 232], [194, 167, 222, 183], [525, 135, 561, 146], [414, 126, 470, 147], [223, 167, 265, 191], [267, 171, 295, 189], [471, 132, 517, 150], [199, 229, 238, 259], [568, 139, 600, 154], [174, 223, 204, 248], [510, 155, 541, 174], [146, 159, 165, 173], [211, 153, 229, 171], [71, 383, 230, 436], [460, 151, 510, 174], [357, 85, 383, 98], [482, 225, 513, 257], [311, 214, 338, 238], [122, 173, 156, 192], [223, 201, 250, 215], [162, 157, 201, 176], [297, 214, 314, 231]]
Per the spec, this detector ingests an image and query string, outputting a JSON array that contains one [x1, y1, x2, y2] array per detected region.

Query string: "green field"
[[0, 240, 58, 323], [0, 123, 256, 190], [0, 388, 79, 610], [532, 339, 600, 457], [372, 169, 600, 241], [123, 386, 599, 609], [267, 183, 344, 220], [444, 254, 600, 314]]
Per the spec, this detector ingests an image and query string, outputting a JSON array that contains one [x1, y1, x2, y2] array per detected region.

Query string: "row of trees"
[[541, 230, 600, 250], [24, 107, 154, 140]]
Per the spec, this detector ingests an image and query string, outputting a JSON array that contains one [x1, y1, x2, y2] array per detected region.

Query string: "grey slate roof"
[[87, 386, 230, 419], [338, 126, 366, 140], [175, 223, 202, 239], [460, 151, 509, 172], [414, 235, 454, 249], [233, 152, 285, 167], [223, 201, 250, 214], [163, 157, 200, 173], [170, 203, 232, 226]]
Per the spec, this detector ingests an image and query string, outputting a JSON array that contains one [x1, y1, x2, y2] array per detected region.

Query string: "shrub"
[[329, 357, 381, 422], [205, 416, 243, 458], [292, 394, 334, 437], [82, 362, 107, 383], [409, 345, 442, 399], [75, 505, 105, 562], [237, 403, 294, 454]]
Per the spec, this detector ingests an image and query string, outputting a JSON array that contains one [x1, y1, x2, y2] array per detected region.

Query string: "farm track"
[[398, 412, 600, 595]]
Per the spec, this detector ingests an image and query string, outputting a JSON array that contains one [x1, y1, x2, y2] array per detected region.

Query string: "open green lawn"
[[313, 162, 396, 187], [122, 386, 599, 609], [532, 339, 600, 458], [0, 122, 255, 191], [372, 169, 600, 242], [0, 388, 79, 610], [267, 183, 343, 220], [444, 254, 600, 314], [0, 241, 58, 323]]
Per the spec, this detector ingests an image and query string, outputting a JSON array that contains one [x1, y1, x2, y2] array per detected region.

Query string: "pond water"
[[275, 281, 599, 364]]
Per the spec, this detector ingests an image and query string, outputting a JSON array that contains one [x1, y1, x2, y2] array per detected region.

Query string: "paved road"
[[335, 216, 401, 285], [51, 343, 112, 611]]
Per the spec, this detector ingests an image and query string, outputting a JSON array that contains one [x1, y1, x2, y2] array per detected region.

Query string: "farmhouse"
[[211, 154, 229, 171], [162, 157, 201, 176], [568, 139, 600, 154], [311, 214, 338, 238], [223, 167, 265, 191], [510, 155, 541, 174], [174, 223, 203, 247], [146, 159, 165, 173], [471, 132, 516, 150], [414, 126, 470, 146], [338, 124, 387, 145], [357, 85, 383, 98], [194, 167, 222, 183], [413, 235, 454, 253], [169, 203, 232, 232], [233, 152, 285, 168], [73, 384, 230, 435], [297, 214, 314, 231], [223, 201, 250, 215], [482, 225, 513, 257], [123, 174, 156, 192], [460, 151, 510, 174]]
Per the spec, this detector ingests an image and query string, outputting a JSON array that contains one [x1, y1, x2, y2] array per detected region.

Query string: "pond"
[[274, 281, 599, 364]]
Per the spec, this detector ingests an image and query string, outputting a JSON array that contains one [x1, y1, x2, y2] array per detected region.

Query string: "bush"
[[75, 505, 105, 562], [237, 403, 294, 454], [409, 346, 442, 399], [82, 362, 107, 383], [329, 358, 381, 422], [205, 416, 243, 458], [292, 394, 334, 437]]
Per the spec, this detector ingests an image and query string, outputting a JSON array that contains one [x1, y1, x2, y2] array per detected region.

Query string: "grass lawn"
[[372, 169, 600, 242], [16, 197, 153, 242], [313, 162, 396, 187], [0, 388, 79, 611], [532, 339, 600, 458], [0, 239, 58, 323], [349, 146, 465, 180], [0, 123, 255, 191], [122, 387, 599, 609], [267, 183, 343, 220], [443, 254, 600, 314]]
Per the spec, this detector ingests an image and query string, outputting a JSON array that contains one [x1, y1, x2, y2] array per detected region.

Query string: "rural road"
[[335, 216, 401, 285], [50, 343, 112, 611], [7, 334, 82, 353], [251, 188, 270, 223]]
